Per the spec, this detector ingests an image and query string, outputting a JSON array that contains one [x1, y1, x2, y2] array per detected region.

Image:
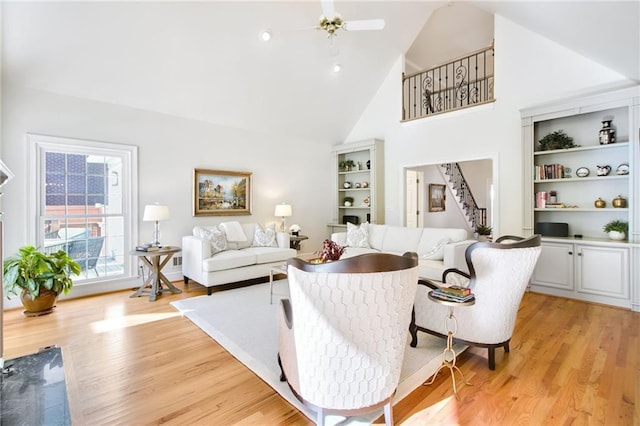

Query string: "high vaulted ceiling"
[[3, 1, 638, 145]]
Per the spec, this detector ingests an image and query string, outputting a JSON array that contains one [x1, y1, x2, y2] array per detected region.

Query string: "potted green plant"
[[538, 130, 579, 151], [603, 220, 628, 240], [3, 245, 81, 316], [339, 160, 355, 172], [343, 196, 354, 207], [475, 224, 492, 241]]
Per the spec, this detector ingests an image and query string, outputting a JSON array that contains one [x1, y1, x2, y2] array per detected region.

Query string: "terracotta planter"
[[20, 289, 58, 316]]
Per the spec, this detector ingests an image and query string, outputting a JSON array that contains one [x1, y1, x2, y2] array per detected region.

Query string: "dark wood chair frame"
[[409, 234, 541, 370]]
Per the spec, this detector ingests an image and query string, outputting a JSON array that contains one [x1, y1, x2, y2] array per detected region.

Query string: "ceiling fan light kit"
[[319, 14, 344, 37], [264, 1, 385, 42], [316, 0, 385, 38]]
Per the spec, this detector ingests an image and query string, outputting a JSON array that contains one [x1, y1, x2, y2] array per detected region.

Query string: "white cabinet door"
[[532, 242, 574, 290], [576, 245, 629, 299]]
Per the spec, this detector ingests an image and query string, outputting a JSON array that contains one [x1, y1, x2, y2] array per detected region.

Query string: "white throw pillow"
[[193, 226, 227, 254], [346, 222, 370, 248], [219, 221, 247, 242], [420, 237, 450, 260], [252, 224, 278, 247]]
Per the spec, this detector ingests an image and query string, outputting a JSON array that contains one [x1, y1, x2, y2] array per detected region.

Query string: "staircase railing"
[[441, 163, 486, 230], [402, 43, 494, 121]]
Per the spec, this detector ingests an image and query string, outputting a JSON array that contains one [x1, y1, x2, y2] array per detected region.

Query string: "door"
[[405, 169, 423, 227], [576, 245, 629, 299], [532, 242, 574, 290]]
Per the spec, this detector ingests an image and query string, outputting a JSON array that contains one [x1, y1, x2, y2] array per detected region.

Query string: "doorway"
[[405, 158, 494, 232]]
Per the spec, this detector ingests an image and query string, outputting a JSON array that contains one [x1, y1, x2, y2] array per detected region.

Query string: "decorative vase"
[[612, 195, 627, 208], [608, 231, 626, 241], [596, 165, 611, 176], [599, 120, 615, 145], [343, 181, 352, 189], [594, 198, 606, 208], [20, 289, 57, 316], [366, 160, 371, 169], [344, 201, 352, 207]]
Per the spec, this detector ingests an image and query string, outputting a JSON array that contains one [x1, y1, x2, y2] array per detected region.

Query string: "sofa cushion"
[[219, 221, 247, 242], [341, 247, 380, 258], [381, 226, 423, 253], [367, 223, 387, 250], [418, 228, 468, 260], [242, 246, 296, 264], [346, 222, 370, 248], [202, 250, 257, 272], [231, 223, 256, 249], [419, 237, 450, 261], [252, 223, 278, 247], [193, 226, 228, 254]]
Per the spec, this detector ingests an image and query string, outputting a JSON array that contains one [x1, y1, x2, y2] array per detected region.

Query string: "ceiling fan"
[[316, 0, 385, 38]]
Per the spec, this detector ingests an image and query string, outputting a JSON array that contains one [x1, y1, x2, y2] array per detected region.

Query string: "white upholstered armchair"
[[278, 252, 419, 426], [411, 235, 541, 370]]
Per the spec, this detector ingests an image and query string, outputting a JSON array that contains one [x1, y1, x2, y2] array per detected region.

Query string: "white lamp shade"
[[143, 204, 170, 221], [274, 204, 292, 217]]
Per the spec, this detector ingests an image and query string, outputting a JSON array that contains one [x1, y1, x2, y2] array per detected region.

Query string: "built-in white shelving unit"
[[327, 139, 384, 235], [521, 86, 640, 311]]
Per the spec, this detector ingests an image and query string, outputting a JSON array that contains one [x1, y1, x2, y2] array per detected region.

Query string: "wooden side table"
[[130, 247, 182, 301], [423, 289, 475, 399], [289, 234, 308, 250]]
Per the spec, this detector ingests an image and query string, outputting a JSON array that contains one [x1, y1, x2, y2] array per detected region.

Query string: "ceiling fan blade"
[[321, 0, 336, 18], [344, 19, 386, 31]]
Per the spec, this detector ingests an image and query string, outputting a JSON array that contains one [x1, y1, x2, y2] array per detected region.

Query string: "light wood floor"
[[3, 280, 638, 425]]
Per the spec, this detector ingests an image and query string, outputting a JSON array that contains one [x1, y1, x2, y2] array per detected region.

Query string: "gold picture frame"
[[429, 183, 446, 212], [193, 169, 252, 216]]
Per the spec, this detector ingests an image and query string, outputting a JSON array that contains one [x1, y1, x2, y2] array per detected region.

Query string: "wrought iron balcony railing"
[[402, 43, 494, 121]]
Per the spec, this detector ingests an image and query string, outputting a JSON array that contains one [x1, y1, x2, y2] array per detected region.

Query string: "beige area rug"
[[171, 280, 466, 425]]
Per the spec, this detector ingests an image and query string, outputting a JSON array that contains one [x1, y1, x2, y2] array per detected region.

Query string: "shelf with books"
[[522, 86, 639, 311]]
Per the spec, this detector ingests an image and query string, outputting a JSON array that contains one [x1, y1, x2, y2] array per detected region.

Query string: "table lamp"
[[274, 203, 292, 233], [143, 203, 170, 246]]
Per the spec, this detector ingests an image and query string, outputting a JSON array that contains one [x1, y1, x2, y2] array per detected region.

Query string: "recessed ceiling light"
[[333, 64, 341, 73], [261, 30, 272, 42]]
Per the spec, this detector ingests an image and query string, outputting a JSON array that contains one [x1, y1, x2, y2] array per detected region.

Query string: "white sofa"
[[331, 223, 475, 281], [182, 222, 297, 295]]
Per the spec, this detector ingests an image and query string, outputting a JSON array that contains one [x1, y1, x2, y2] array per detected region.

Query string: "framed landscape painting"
[[193, 169, 252, 216], [429, 183, 446, 212]]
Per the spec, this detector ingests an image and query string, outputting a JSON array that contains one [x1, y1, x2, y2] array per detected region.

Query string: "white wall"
[[345, 15, 632, 238], [1, 85, 332, 306]]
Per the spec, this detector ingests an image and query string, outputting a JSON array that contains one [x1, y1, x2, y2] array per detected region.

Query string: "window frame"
[[28, 134, 139, 288]]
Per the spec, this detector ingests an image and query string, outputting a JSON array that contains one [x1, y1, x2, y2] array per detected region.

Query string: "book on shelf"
[[438, 285, 471, 296], [535, 163, 565, 180]]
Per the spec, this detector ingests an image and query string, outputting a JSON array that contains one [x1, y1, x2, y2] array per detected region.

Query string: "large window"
[[29, 134, 138, 285]]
